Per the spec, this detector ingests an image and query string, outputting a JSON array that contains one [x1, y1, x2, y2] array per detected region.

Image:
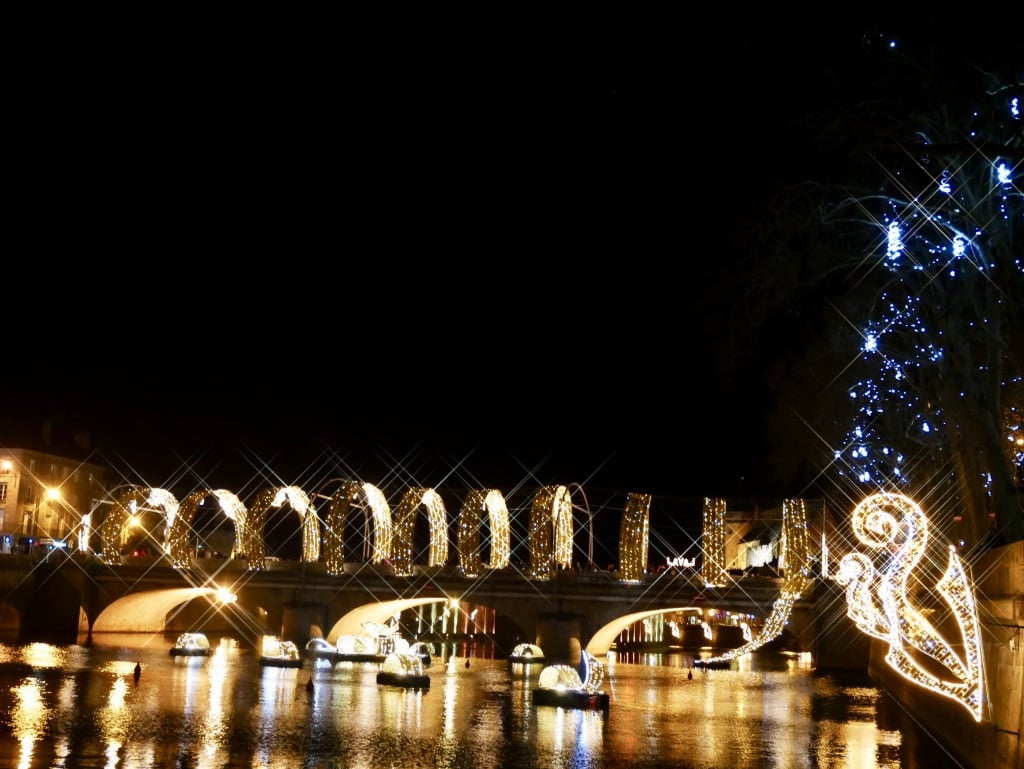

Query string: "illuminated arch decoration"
[[321, 480, 363, 576], [698, 498, 814, 666], [146, 488, 180, 554], [528, 485, 573, 580], [457, 489, 511, 577], [836, 493, 985, 722], [97, 486, 150, 566], [391, 487, 448, 577], [701, 497, 728, 587], [362, 483, 393, 564], [317, 480, 392, 574], [238, 486, 320, 570], [168, 489, 246, 569], [618, 492, 651, 582]]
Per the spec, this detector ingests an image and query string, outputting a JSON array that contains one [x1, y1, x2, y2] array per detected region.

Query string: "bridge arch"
[[584, 605, 705, 656], [91, 587, 223, 633], [325, 597, 449, 644]]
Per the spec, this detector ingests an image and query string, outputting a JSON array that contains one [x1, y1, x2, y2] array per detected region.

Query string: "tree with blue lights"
[[828, 41, 1022, 548]]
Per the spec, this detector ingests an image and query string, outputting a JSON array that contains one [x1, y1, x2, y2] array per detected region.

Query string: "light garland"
[[456, 490, 510, 577], [618, 492, 651, 582], [701, 497, 728, 587], [836, 493, 985, 721]]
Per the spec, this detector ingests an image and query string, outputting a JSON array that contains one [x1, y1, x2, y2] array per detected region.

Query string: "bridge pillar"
[[536, 612, 582, 666], [280, 603, 320, 647]]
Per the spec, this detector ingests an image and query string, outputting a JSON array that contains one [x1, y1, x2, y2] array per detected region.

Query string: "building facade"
[[0, 448, 107, 551]]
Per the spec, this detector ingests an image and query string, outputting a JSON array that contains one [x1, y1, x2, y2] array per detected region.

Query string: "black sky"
[[6, 15, 1015, 506]]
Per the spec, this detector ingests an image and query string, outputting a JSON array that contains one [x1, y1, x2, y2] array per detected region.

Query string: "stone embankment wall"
[[869, 541, 1023, 769]]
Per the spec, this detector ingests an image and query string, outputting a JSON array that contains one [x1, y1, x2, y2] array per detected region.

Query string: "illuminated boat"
[[532, 651, 609, 711], [376, 651, 430, 689], [169, 632, 211, 657], [259, 637, 304, 668], [508, 642, 545, 664]]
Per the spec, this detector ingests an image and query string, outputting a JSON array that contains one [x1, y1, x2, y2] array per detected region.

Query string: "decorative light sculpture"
[[391, 487, 448, 577], [457, 489, 511, 577], [168, 489, 245, 568], [322, 481, 362, 576], [836, 493, 985, 722], [362, 483, 392, 564], [528, 485, 573, 580], [98, 486, 149, 565], [271, 486, 319, 563], [145, 488, 180, 555], [701, 497, 728, 587], [618, 492, 651, 582]]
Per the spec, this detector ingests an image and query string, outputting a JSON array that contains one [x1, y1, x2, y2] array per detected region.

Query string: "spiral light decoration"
[[836, 493, 985, 721], [701, 497, 728, 587], [391, 487, 448, 577], [618, 492, 651, 582]]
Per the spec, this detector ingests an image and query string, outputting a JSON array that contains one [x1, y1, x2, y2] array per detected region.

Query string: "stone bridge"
[[0, 552, 858, 666]]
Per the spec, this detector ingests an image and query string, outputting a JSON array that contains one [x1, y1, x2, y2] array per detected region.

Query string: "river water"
[[0, 635, 965, 769]]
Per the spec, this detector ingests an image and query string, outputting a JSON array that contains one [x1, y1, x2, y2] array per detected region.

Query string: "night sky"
[[6, 16, 1016, 532]]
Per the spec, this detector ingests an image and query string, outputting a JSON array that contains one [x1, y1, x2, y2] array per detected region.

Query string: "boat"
[[376, 651, 430, 689], [532, 651, 609, 712], [508, 642, 545, 664], [169, 632, 211, 657], [532, 687, 610, 710], [260, 637, 304, 668], [304, 638, 340, 661]]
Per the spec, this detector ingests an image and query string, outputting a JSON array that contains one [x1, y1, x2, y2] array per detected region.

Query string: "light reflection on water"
[[0, 636, 963, 769]]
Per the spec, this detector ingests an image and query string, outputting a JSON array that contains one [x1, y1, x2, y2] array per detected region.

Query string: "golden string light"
[[836, 493, 985, 722], [701, 497, 728, 587], [391, 487, 448, 577], [618, 492, 651, 582]]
